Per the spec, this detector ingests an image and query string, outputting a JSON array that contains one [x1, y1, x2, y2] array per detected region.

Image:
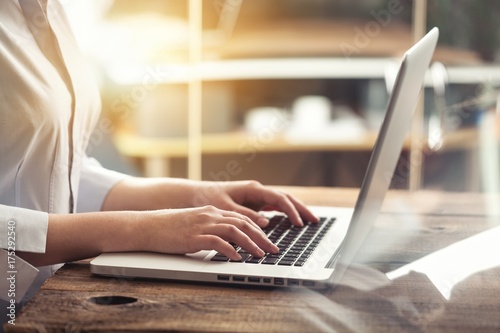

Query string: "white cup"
[[291, 96, 331, 131], [244, 107, 288, 135]]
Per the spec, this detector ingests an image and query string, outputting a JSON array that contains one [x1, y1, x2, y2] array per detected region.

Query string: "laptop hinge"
[[325, 244, 343, 268]]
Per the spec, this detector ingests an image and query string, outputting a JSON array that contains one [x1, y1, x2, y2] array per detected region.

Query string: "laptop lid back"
[[330, 28, 439, 277]]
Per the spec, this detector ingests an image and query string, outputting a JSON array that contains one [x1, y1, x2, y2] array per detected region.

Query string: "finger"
[[210, 222, 278, 256], [228, 204, 270, 228], [258, 190, 305, 227], [239, 184, 304, 226], [219, 208, 267, 236], [263, 191, 320, 226], [225, 219, 278, 254], [286, 194, 319, 223], [198, 235, 241, 261]]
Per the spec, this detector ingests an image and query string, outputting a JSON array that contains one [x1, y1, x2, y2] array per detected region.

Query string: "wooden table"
[[6, 187, 500, 333]]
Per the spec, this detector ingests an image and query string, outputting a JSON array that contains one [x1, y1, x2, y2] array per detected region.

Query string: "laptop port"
[[233, 276, 245, 282], [287, 279, 299, 287], [263, 278, 272, 283], [303, 280, 315, 287], [274, 278, 284, 286], [248, 277, 260, 283], [217, 275, 230, 281]]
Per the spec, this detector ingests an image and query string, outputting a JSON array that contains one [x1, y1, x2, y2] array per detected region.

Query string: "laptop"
[[91, 28, 439, 289]]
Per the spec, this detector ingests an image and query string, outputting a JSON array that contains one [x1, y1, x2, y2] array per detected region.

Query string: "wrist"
[[96, 210, 144, 253]]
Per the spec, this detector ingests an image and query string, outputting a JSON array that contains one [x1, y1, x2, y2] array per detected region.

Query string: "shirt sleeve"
[[76, 155, 130, 213], [0, 205, 48, 253], [0, 206, 45, 303]]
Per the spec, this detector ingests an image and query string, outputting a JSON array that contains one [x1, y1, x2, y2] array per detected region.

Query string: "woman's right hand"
[[20, 205, 279, 267], [137, 205, 279, 261]]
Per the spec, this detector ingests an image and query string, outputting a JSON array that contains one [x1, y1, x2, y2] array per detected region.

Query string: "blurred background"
[[64, 0, 500, 192]]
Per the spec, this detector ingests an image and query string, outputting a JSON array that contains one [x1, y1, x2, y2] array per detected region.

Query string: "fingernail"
[[258, 217, 269, 226], [272, 244, 279, 253], [258, 249, 265, 257]]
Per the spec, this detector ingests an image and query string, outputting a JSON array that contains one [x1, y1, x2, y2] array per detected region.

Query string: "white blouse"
[[0, 0, 128, 306]]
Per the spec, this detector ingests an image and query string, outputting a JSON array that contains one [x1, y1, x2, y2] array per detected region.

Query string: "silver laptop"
[[91, 28, 439, 289]]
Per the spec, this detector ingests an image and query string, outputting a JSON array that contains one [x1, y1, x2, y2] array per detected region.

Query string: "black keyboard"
[[211, 215, 335, 266]]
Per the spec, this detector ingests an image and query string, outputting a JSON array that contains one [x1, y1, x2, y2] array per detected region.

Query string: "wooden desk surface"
[[6, 188, 500, 333]]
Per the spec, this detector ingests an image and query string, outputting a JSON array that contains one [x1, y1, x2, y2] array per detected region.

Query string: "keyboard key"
[[278, 260, 295, 266], [211, 255, 229, 262], [230, 253, 251, 262], [282, 255, 299, 261], [246, 256, 262, 264], [262, 257, 280, 265], [269, 235, 280, 242], [298, 254, 310, 261], [266, 254, 282, 259], [294, 260, 306, 267]]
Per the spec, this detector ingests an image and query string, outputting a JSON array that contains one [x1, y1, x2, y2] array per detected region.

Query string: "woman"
[[0, 0, 317, 315]]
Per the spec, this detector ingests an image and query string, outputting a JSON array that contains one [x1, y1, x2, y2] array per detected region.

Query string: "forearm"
[[18, 211, 143, 267], [101, 177, 203, 211]]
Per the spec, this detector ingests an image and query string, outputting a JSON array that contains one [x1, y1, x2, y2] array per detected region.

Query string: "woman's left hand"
[[190, 180, 319, 227], [104, 178, 319, 228]]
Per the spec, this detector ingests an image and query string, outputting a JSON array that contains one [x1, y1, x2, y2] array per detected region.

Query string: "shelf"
[[113, 128, 379, 158], [112, 127, 487, 160], [107, 57, 500, 87], [113, 126, 499, 179], [446, 66, 500, 85], [107, 57, 393, 85]]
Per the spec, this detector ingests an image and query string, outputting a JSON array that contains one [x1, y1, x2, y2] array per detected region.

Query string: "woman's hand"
[[190, 180, 319, 227], [139, 205, 279, 260], [21, 205, 280, 267], [103, 178, 318, 228]]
